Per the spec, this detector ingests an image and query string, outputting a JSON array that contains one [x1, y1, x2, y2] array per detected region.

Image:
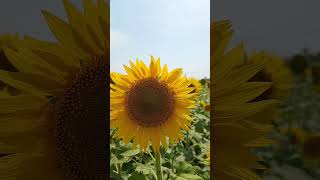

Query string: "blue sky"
[[110, 0, 210, 79]]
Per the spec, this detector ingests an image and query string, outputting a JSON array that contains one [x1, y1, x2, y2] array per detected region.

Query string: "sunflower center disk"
[[126, 78, 175, 127], [54, 59, 109, 180]]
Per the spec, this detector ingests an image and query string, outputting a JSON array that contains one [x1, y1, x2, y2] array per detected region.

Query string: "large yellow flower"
[[212, 20, 277, 180], [110, 57, 196, 152], [0, 0, 109, 179]]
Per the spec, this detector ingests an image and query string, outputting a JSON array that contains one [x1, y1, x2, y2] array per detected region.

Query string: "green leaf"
[[128, 172, 147, 180], [177, 173, 203, 180], [121, 149, 141, 158], [110, 156, 119, 164], [175, 161, 196, 174], [135, 164, 153, 175]]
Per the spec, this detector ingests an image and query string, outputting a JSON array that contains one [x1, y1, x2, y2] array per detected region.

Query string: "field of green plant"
[[110, 82, 210, 180], [258, 71, 320, 180]]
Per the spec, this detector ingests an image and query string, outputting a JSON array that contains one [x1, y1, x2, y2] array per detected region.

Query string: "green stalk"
[[155, 150, 163, 180], [117, 163, 122, 176], [140, 151, 143, 163], [171, 156, 174, 173]]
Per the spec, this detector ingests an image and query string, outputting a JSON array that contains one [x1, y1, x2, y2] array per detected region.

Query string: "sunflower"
[[0, 0, 109, 179], [42, 0, 109, 60], [211, 20, 234, 61], [0, 34, 20, 71], [199, 101, 210, 112], [279, 127, 307, 145], [199, 100, 207, 108], [187, 77, 202, 94], [204, 104, 210, 112], [278, 128, 320, 161], [0, 34, 22, 95], [110, 56, 196, 152], [211, 20, 277, 180], [206, 147, 210, 162], [246, 52, 293, 101], [279, 128, 320, 161], [302, 133, 320, 161], [239, 52, 293, 124]]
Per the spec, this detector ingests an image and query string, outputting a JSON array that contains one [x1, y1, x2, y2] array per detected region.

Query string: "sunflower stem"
[[117, 164, 122, 175], [186, 132, 190, 147], [148, 151, 155, 161], [155, 150, 163, 180], [171, 157, 174, 173], [140, 151, 143, 163]]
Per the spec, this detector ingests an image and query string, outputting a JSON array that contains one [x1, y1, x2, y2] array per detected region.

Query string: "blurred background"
[[212, 0, 320, 179], [0, 0, 210, 79], [0, 0, 82, 41]]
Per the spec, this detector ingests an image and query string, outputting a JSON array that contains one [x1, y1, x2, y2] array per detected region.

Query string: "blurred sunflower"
[[199, 101, 210, 112], [279, 127, 307, 145], [278, 127, 320, 161], [199, 100, 207, 108], [240, 52, 293, 124], [246, 52, 293, 101], [110, 57, 197, 152], [187, 77, 202, 94], [206, 147, 210, 164], [0, 34, 21, 95], [212, 20, 277, 180], [211, 20, 234, 61], [42, 0, 109, 60], [0, 0, 109, 179], [204, 104, 210, 112], [0, 34, 19, 72], [302, 133, 320, 161]]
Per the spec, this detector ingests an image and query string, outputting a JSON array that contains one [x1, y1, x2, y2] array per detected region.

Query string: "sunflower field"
[[256, 54, 320, 180]]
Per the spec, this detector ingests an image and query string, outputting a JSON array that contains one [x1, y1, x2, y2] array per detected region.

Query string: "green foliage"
[[110, 85, 210, 180], [257, 73, 320, 179]]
